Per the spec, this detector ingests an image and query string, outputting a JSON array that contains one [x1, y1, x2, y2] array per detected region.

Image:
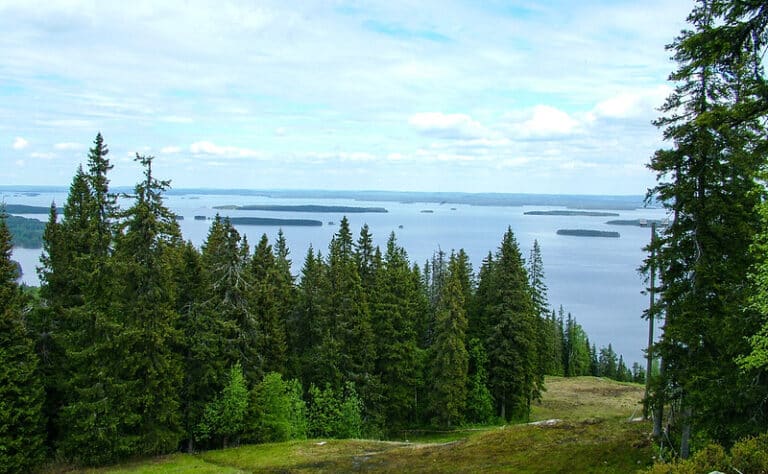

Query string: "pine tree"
[[322, 218, 378, 432], [0, 208, 45, 473], [110, 154, 183, 456], [528, 240, 556, 377], [483, 228, 540, 421], [292, 246, 328, 387], [466, 338, 494, 424], [647, 0, 768, 449], [371, 233, 420, 430], [174, 241, 228, 452], [251, 234, 288, 375], [201, 216, 259, 385], [427, 253, 469, 427]]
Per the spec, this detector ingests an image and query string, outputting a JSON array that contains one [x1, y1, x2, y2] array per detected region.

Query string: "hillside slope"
[[79, 376, 651, 473]]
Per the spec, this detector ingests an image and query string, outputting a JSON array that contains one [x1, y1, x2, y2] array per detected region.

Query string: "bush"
[[731, 433, 768, 474], [246, 373, 307, 443], [195, 363, 248, 448], [307, 382, 362, 439]]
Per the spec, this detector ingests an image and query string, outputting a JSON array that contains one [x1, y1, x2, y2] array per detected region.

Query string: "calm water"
[[7, 191, 667, 366]]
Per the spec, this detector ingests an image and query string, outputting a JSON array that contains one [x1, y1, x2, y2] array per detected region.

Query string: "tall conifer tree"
[[0, 208, 45, 473]]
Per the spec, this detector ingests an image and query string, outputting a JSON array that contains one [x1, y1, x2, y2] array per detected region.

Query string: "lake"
[[5, 189, 667, 367]]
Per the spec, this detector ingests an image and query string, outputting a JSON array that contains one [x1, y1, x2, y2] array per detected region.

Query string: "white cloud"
[[30, 152, 56, 159], [590, 86, 671, 120], [409, 112, 489, 139], [518, 105, 581, 138], [54, 142, 83, 150], [161, 115, 194, 123], [161, 146, 182, 154], [12, 137, 28, 149], [189, 141, 265, 159]]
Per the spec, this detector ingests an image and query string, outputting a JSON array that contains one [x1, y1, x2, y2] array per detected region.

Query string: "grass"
[[63, 376, 653, 473]]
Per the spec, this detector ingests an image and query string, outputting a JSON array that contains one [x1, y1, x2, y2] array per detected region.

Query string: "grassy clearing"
[[532, 375, 645, 421], [65, 376, 652, 473]]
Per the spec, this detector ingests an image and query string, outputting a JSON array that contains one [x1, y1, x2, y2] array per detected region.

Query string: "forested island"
[[228, 216, 323, 226], [5, 214, 45, 248], [556, 229, 620, 238], [4, 204, 60, 214], [605, 219, 666, 227], [216, 204, 388, 213], [525, 210, 620, 217]]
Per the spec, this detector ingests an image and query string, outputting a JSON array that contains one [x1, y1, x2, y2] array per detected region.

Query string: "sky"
[[0, 0, 694, 195]]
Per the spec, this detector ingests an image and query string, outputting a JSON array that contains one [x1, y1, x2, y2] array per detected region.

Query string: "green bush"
[[307, 382, 362, 439], [196, 363, 248, 448], [246, 372, 307, 443], [731, 433, 768, 474]]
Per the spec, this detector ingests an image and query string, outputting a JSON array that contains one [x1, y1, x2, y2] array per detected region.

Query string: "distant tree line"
[[5, 214, 45, 249], [0, 134, 638, 471]]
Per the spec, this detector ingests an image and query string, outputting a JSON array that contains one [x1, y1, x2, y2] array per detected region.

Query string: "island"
[[194, 215, 207, 220], [4, 204, 60, 215], [557, 229, 620, 238], [525, 210, 620, 217], [606, 219, 666, 227], [6, 215, 46, 248], [420, 210, 434, 213], [213, 204, 388, 213], [228, 217, 322, 227]]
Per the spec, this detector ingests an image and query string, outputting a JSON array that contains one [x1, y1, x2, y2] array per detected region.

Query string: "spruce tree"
[[0, 208, 45, 473], [321, 218, 378, 432], [484, 228, 540, 421], [371, 233, 420, 430], [647, 0, 768, 449], [427, 253, 469, 427], [111, 154, 183, 456], [251, 234, 288, 375], [201, 216, 259, 385]]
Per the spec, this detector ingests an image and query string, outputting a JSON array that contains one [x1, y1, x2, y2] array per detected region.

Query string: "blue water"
[[6, 190, 666, 367]]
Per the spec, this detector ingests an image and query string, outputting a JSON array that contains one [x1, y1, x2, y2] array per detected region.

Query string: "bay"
[[5, 189, 666, 367]]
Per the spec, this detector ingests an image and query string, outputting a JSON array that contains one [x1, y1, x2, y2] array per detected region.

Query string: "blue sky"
[[1, 0, 693, 194]]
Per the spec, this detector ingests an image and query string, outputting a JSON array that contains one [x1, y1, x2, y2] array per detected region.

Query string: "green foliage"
[[246, 372, 307, 443], [200, 215, 259, 385], [370, 233, 422, 431], [4, 214, 45, 248], [197, 363, 248, 447], [307, 382, 362, 439], [250, 234, 288, 375], [481, 228, 540, 421], [0, 210, 45, 474], [465, 338, 494, 424], [730, 434, 768, 473], [427, 252, 469, 427], [647, 433, 768, 473], [646, 0, 768, 449]]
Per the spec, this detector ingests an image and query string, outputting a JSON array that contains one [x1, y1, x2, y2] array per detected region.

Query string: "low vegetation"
[[67, 376, 653, 473]]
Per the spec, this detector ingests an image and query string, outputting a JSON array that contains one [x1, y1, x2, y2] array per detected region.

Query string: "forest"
[[4, 0, 768, 471], [0, 135, 641, 471]]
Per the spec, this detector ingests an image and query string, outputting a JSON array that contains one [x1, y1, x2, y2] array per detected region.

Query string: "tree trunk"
[[680, 407, 692, 459]]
